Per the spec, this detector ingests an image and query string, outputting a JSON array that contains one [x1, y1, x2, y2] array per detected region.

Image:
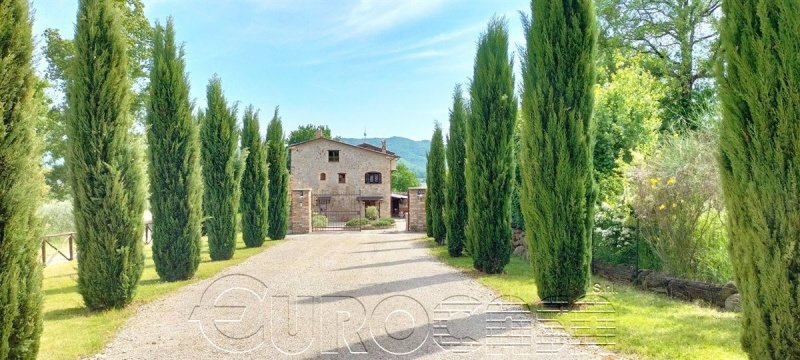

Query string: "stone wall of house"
[[290, 138, 396, 219], [407, 187, 427, 232], [290, 189, 312, 234]]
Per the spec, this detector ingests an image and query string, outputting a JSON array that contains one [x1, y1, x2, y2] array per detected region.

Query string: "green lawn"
[[39, 235, 282, 360], [428, 242, 745, 360]]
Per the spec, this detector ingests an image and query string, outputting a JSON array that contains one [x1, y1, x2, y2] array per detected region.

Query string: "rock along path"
[[93, 228, 621, 359]]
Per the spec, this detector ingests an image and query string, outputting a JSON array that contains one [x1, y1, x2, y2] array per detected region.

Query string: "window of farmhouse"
[[328, 150, 340, 162], [365, 172, 382, 184], [320, 173, 326, 181], [338, 173, 346, 183]]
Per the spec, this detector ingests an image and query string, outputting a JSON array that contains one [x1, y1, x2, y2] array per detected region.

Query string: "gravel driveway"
[[93, 229, 620, 359]]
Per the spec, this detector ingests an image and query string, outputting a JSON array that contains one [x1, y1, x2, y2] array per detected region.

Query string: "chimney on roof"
[[315, 128, 323, 139], [381, 139, 387, 153]]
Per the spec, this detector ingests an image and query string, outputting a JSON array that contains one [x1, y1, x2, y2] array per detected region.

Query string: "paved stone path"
[[93, 229, 621, 359]]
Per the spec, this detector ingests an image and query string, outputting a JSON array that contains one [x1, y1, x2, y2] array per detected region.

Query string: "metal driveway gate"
[[311, 192, 362, 231]]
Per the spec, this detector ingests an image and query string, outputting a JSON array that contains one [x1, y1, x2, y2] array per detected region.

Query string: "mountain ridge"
[[340, 136, 429, 179]]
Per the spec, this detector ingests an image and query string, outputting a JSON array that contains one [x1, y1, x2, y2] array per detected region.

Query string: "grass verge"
[[428, 242, 745, 360], [39, 235, 282, 360]]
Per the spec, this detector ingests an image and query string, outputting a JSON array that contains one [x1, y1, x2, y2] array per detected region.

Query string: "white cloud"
[[330, 0, 450, 40]]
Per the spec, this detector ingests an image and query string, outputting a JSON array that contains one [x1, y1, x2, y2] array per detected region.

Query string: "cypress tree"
[[426, 123, 446, 244], [718, 1, 800, 357], [424, 156, 433, 238], [66, 0, 147, 310], [266, 108, 289, 240], [445, 85, 468, 256], [519, 0, 597, 303], [200, 77, 239, 260], [240, 106, 269, 247], [146, 19, 202, 282], [0, 0, 44, 357], [465, 19, 517, 274]]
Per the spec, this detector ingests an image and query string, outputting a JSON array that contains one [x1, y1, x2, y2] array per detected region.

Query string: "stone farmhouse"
[[288, 133, 399, 224]]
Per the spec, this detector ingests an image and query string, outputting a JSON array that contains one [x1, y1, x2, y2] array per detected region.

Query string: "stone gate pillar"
[[290, 189, 312, 234], [407, 187, 427, 233]]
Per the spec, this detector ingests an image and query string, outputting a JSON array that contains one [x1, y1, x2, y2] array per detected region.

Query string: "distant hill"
[[340, 137, 430, 179]]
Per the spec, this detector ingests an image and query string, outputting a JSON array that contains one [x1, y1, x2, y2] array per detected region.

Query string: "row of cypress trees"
[[432, 0, 799, 356], [428, 19, 517, 275], [65, 0, 291, 310], [432, 2, 597, 294]]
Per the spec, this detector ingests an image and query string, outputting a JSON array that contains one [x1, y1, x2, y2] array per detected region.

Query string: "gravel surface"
[[93, 228, 622, 359]]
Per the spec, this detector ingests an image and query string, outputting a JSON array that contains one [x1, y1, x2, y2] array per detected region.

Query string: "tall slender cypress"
[[146, 19, 202, 281], [426, 123, 446, 244], [445, 85, 468, 257], [200, 77, 239, 260], [0, 0, 44, 357], [240, 106, 269, 247], [718, 1, 800, 357], [425, 155, 433, 237], [266, 108, 289, 240], [66, 0, 146, 310], [465, 19, 517, 274], [519, 0, 597, 303]]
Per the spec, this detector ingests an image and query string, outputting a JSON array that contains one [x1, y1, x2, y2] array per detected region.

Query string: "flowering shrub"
[[628, 127, 732, 282]]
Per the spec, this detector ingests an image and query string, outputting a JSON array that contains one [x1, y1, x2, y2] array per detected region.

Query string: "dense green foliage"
[[391, 162, 420, 192], [287, 124, 331, 145], [146, 19, 202, 281], [519, 0, 597, 302], [66, 0, 146, 310], [596, 0, 719, 130], [425, 123, 446, 244], [0, 0, 44, 357], [365, 206, 379, 221], [200, 77, 239, 260], [718, 1, 800, 357], [593, 55, 664, 178], [266, 108, 289, 240], [240, 106, 269, 248], [41, 0, 153, 200], [444, 85, 468, 257], [465, 19, 516, 274]]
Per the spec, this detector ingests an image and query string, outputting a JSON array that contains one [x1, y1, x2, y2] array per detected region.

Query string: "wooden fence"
[[40, 222, 153, 266]]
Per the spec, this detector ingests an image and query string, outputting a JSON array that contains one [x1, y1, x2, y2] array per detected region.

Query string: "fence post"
[[68, 234, 74, 260], [41, 241, 46, 265]]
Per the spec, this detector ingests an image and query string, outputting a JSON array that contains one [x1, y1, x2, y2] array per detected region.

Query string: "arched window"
[[365, 172, 382, 184], [320, 173, 326, 181]]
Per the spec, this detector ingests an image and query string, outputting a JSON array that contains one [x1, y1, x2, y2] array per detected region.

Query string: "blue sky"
[[32, 0, 530, 140]]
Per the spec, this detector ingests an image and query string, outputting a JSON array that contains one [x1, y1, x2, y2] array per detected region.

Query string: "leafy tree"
[[391, 162, 420, 192], [146, 19, 202, 282], [425, 123, 446, 244], [519, 0, 597, 302], [594, 53, 665, 200], [465, 19, 517, 274], [266, 108, 289, 240], [200, 77, 239, 261], [66, 0, 146, 310], [596, 0, 720, 130], [240, 106, 269, 248], [0, 0, 44, 357], [287, 124, 331, 145], [41, 0, 153, 199], [718, 1, 800, 357], [444, 85, 468, 257]]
